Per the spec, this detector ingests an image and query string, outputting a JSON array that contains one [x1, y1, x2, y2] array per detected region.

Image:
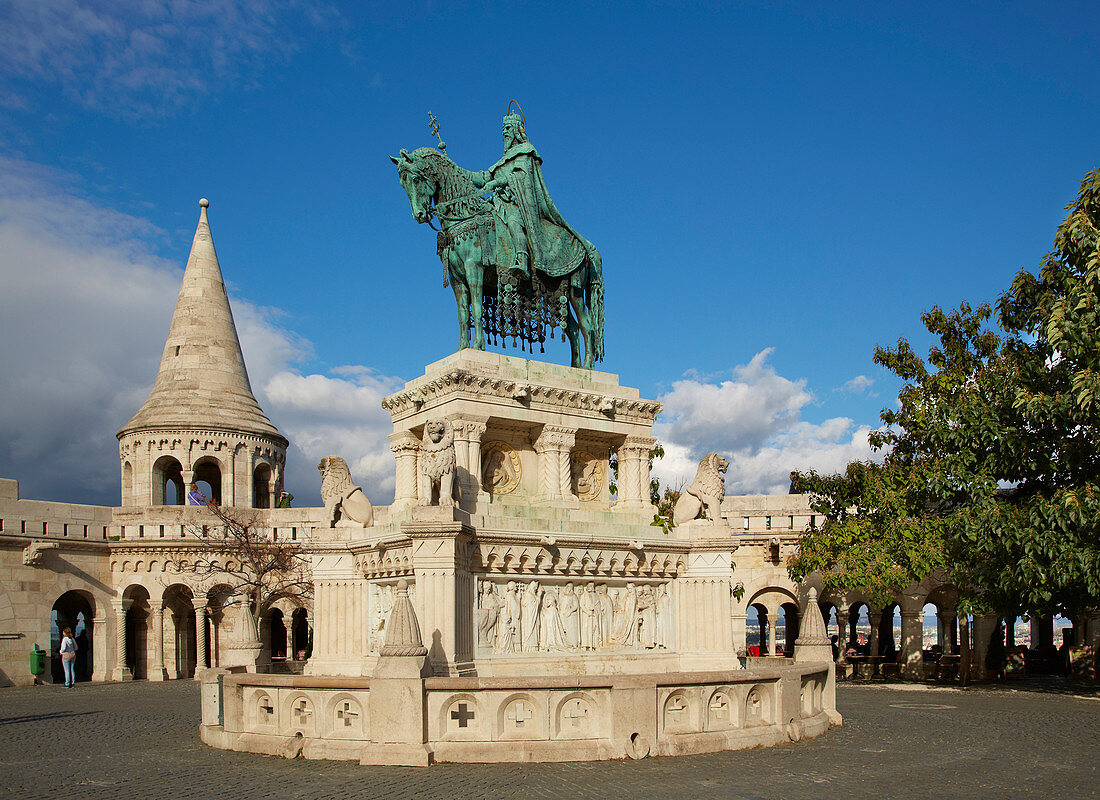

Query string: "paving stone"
[[0, 681, 1096, 800]]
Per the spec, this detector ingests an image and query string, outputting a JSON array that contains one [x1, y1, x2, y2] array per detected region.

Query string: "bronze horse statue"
[[391, 145, 604, 369]]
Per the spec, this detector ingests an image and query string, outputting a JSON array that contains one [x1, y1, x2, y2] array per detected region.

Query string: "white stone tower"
[[117, 199, 288, 508]]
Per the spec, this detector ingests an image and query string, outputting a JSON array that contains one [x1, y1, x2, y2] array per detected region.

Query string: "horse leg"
[[467, 249, 486, 351], [450, 257, 470, 351], [568, 287, 593, 369]]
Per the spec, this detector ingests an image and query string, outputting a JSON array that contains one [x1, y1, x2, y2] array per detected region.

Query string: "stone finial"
[[380, 580, 428, 657], [795, 586, 831, 648], [199, 197, 210, 208]]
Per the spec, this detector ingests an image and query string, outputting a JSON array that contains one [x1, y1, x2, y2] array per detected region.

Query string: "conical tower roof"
[[118, 199, 286, 444]]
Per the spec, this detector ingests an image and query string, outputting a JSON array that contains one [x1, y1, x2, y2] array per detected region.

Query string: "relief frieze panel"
[[476, 578, 673, 654]]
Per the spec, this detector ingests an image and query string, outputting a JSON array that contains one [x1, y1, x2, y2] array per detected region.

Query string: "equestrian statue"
[[391, 107, 605, 369]]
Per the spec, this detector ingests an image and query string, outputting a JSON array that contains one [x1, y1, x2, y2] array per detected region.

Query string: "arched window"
[[121, 462, 133, 505], [152, 456, 184, 506], [253, 463, 273, 508], [192, 457, 222, 505]]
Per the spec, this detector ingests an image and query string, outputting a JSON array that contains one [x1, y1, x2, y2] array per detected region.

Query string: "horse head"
[[390, 148, 436, 224]]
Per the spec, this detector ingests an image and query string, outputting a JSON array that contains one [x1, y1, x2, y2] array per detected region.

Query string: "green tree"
[[792, 169, 1100, 619]]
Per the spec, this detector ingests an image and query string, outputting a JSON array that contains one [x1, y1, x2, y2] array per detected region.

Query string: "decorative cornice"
[[381, 369, 662, 423]]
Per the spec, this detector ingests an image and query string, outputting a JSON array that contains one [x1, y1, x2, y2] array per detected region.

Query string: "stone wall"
[[0, 479, 114, 686]]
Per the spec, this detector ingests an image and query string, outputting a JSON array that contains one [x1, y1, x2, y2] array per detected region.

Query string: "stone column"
[[615, 435, 656, 510], [111, 598, 132, 681], [91, 612, 108, 682], [868, 610, 881, 657], [958, 612, 971, 685], [410, 533, 472, 676], [673, 550, 735, 669], [900, 610, 923, 680], [226, 446, 237, 506], [533, 425, 577, 503], [194, 596, 208, 673], [451, 418, 488, 501], [730, 609, 747, 659], [149, 601, 166, 681], [767, 614, 778, 657], [835, 609, 850, 672], [390, 431, 420, 509]]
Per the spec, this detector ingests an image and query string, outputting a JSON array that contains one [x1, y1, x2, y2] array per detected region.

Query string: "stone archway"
[[163, 584, 197, 679], [123, 585, 151, 679], [51, 591, 95, 684]]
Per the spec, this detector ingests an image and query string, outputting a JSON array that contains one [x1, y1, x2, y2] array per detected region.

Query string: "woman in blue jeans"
[[59, 627, 77, 687]]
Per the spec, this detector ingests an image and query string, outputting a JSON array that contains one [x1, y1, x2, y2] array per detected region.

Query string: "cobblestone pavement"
[[0, 681, 1096, 800]]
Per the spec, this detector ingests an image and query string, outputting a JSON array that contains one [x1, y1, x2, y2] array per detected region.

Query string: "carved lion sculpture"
[[672, 452, 729, 526], [318, 455, 374, 528], [418, 418, 461, 506]]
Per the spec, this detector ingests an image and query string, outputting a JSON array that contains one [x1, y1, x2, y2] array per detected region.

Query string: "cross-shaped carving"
[[709, 694, 729, 720], [667, 696, 687, 715], [747, 690, 761, 716], [336, 701, 359, 727], [506, 701, 533, 728], [259, 697, 274, 720], [450, 702, 475, 728], [563, 699, 588, 728], [293, 699, 312, 725]]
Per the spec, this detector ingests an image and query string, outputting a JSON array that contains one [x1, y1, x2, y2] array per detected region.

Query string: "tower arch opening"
[[192, 457, 222, 505], [253, 462, 273, 508], [152, 456, 184, 506]]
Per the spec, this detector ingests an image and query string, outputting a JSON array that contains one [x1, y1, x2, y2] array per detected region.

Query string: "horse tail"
[[587, 247, 605, 363]]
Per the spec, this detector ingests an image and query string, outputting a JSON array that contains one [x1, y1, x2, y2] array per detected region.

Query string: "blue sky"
[[1, 1, 1097, 506]]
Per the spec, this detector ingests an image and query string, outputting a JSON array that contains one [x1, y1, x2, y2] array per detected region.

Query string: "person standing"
[[59, 627, 77, 687]]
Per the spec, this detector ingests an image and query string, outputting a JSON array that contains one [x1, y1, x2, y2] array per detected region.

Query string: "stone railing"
[[200, 660, 838, 765]]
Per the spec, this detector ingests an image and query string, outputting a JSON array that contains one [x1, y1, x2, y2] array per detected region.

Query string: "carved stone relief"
[[476, 578, 673, 654], [481, 440, 521, 495], [570, 450, 604, 501]]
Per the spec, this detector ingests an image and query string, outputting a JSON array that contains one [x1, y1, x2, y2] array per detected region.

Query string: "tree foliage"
[[185, 503, 313, 617], [791, 169, 1100, 617]]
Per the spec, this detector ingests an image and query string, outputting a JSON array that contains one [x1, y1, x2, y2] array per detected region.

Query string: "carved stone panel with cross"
[[497, 693, 546, 740], [439, 695, 482, 740], [248, 689, 277, 729], [552, 692, 602, 740], [662, 690, 697, 734], [287, 694, 316, 734], [706, 689, 735, 731], [330, 694, 366, 738]]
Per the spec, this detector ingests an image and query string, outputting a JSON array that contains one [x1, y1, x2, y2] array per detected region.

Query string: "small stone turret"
[[794, 586, 833, 663], [116, 199, 288, 508], [380, 580, 428, 658]]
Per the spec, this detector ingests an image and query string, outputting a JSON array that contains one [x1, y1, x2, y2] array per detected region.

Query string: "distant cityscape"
[[745, 615, 1075, 649]]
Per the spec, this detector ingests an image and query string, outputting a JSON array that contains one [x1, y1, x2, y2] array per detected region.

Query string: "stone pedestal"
[[381, 350, 661, 511]]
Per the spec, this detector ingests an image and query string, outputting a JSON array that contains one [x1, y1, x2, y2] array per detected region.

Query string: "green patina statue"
[[391, 109, 604, 369]]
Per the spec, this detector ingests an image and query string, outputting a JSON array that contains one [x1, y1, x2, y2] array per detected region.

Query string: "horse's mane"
[[412, 148, 487, 219]]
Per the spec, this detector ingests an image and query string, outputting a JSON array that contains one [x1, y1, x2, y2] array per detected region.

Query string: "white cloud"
[[653, 351, 879, 494], [838, 374, 875, 394], [0, 0, 339, 117], [256, 368, 405, 507], [0, 154, 402, 507]]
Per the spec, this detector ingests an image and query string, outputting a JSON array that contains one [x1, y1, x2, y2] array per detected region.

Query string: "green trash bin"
[[30, 648, 46, 678]]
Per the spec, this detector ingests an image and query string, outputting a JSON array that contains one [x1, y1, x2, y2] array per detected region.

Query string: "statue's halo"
[[507, 99, 527, 134]]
